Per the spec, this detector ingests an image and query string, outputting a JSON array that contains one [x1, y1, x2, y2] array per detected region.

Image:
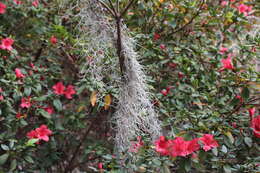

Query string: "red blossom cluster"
[[52, 82, 76, 99], [155, 134, 218, 157], [0, 2, 6, 14], [27, 124, 52, 142], [237, 4, 252, 16]]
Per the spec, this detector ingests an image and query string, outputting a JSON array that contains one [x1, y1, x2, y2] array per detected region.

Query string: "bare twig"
[[169, 0, 205, 35]]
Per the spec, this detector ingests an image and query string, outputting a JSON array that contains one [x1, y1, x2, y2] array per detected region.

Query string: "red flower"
[[35, 125, 52, 141], [129, 136, 144, 153], [154, 136, 172, 156], [221, 1, 228, 6], [0, 95, 3, 101], [248, 107, 255, 119], [178, 72, 184, 79], [20, 97, 31, 108], [13, 0, 22, 5], [170, 137, 190, 157], [153, 33, 160, 41], [160, 44, 166, 50], [32, 0, 39, 7], [27, 130, 38, 139], [16, 113, 22, 119], [237, 4, 252, 16], [219, 47, 228, 54], [44, 106, 54, 115], [220, 56, 234, 71], [64, 85, 76, 99], [0, 2, 6, 14], [236, 95, 243, 102], [186, 138, 200, 155], [251, 115, 260, 138], [232, 122, 237, 128], [50, 36, 57, 45], [15, 68, 25, 78], [27, 125, 52, 142], [199, 134, 219, 151], [160, 89, 168, 96], [168, 62, 177, 68], [98, 162, 103, 170], [0, 38, 14, 51], [52, 82, 65, 95]]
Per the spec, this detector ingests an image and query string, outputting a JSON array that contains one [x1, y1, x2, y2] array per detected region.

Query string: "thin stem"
[[120, 0, 137, 18], [97, 0, 116, 17]]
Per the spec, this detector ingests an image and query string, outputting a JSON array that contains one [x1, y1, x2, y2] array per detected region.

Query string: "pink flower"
[[199, 134, 219, 151], [20, 97, 31, 108], [98, 162, 103, 170], [0, 88, 3, 92], [232, 122, 237, 128], [170, 137, 189, 157], [219, 47, 228, 54], [186, 138, 200, 155], [251, 115, 260, 138], [0, 38, 14, 51], [32, 0, 39, 7], [236, 95, 243, 102], [27, 130, 38, 139], [0, 95, 3, 101], [160, 89, 168, 96], [220, 56, 234, 71], [27, 125, 52, 142], [155, 136, 172, 156], [129, 136, 144, 153], [0, 2, 6, 14], [16, 113, 23, 119], [221, 1, 228, 6], [160, 44, 166, 50], [35, 125, 52, 141], [248, 107, 255, 120], [52, 82, 65, 95], [64, 85, 76, 99], [15, 68, 25, 78], [50, 35, 57, 45], [237, 4, 252, 16], [44, 106, 54, 115]]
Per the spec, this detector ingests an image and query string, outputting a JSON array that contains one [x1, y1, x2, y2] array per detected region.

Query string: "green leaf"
[[9, 159, 17, 171], [24, 156, 34, 163], [212, 147, 218, 156], [223, 165, 232, 173], [53, 99, 62, 111], [39, 109, 51, 119], [1, 144, 9, 151], [26, 139, 39, 147], [0, 153, 9, 165], [241, 87, 250, 100], [221, 145, 228, 153], [244, 137, 252, 147], [24, 87, 31, 96]]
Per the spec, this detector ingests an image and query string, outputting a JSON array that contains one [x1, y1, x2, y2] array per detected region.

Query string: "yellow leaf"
[[77, 105, 85, 112], [225, 131, 234, 144], [90, 91, 97, 107], [104, 94, 112, 110]]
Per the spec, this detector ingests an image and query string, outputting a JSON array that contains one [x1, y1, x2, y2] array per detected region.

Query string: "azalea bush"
[[0, 0, 259, 173]]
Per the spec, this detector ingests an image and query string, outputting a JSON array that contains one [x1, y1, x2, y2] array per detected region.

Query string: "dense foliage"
[[0, 0, 259, 172]]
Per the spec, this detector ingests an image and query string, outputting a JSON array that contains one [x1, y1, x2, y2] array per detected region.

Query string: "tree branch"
[[169, 0, 205, 35]]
